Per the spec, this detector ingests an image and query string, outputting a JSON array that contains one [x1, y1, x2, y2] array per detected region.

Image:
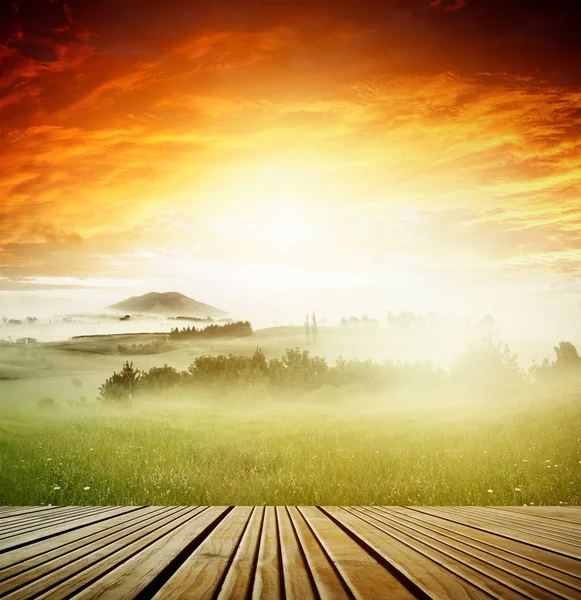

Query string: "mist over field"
[[1, 300, 581, 507], [1, 291, 577, 370]]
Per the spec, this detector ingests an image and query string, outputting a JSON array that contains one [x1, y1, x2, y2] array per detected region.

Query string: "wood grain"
[[0, 506, 578, 599]]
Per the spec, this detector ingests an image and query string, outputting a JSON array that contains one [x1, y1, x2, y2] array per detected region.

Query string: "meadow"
[[0, 388, 579, 506], [1, 325, 580, 506]]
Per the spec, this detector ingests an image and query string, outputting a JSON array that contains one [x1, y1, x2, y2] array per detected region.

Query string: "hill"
[[107, 292, 228, 318]]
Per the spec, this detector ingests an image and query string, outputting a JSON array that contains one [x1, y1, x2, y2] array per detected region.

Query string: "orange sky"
[[1, 0, 581, 328]]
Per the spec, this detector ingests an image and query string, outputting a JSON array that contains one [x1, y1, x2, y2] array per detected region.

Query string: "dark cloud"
[[429, 0, 468, 11]]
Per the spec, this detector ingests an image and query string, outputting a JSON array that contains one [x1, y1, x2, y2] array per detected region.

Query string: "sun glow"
[[260, 202, 311, 248], [199, 157, 340, 251]]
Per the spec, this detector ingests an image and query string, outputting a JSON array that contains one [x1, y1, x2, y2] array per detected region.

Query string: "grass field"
[[0, 389, 579, 506], [0, 326, 577, 506]]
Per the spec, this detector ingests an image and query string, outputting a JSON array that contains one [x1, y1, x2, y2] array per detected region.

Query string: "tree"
[[99, 361, 141, 403], [531, 341, 581, 384], [553, 341, 581, 368], [305, 314, 311, 344], [478, 314, 497, 340], [450, 337, 522, 391], [250, 348, 268, 372], [311, 312, 318, 343], [140, 365, 182, 390]]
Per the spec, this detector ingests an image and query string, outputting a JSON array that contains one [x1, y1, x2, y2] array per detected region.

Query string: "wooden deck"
[[0, 506, 580, 599]]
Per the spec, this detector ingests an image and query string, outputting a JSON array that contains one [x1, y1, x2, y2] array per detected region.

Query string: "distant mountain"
[[107, 292, 228, 318]]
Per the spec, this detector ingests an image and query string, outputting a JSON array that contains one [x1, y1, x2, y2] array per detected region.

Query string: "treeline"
[[98, 337, 581, 404], [168, 320, 252, 340], [340, 315, 380, 328], [98, 348, 441, 402]]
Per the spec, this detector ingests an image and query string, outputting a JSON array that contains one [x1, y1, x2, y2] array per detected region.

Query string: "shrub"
[[37, 397, 58, 409], [65, 396, 93, 408], [187, 349, 267, 386], [140, 365, 183, 390], [99, 361, 141, 403], [530, 341, 581, 384], [450, 337, 522, 390], [329, 357, 386, 388], [117, 339, 167, 355]]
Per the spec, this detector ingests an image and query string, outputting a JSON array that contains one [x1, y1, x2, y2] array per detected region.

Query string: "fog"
[[2, 299, 580, 507], [0, 313, 572, 374]]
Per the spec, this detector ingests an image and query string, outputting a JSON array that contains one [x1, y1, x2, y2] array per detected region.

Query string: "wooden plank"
[[150, 506, 253, 599], [51, 507, 230, 600], [276, 506, 317, 599], [495, 506, 581, 531], [0, 507, 179, 596], [6, 507, 207, 600], [287, 506, 351, 600], [413, 507, 581, 560], [300, 506, 417, 600], [0, 506, 579, 600], [460, 507, 581, 544], [0, 506, 141, 554], [481, 508, 581, 541], [0, 507, 59, 520], [0, 508, 42, 514], [560, 507, 581, 514], [456, 506, 581, 533], [0, 508, 122, 544], [216, 507, 264, 600], [323, 506, 518, 600], [361, 507, 580, 600], [0, 507, 110, 538], [0, 507, 166, 581], [399, 507, 581, 584], [441, 507, 581, 551], [0, 506, 90, 530], [347, 507, 533, 599], [251, 506, 282, 600]]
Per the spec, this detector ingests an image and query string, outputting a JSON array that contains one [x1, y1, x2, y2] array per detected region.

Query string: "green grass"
[[0, 390, 579, 506]]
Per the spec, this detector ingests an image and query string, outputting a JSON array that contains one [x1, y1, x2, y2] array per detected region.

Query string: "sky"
[[1, 0, 581, 335]]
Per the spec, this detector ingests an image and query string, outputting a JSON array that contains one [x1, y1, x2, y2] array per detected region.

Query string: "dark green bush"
[[99, 361, 141, 403]]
